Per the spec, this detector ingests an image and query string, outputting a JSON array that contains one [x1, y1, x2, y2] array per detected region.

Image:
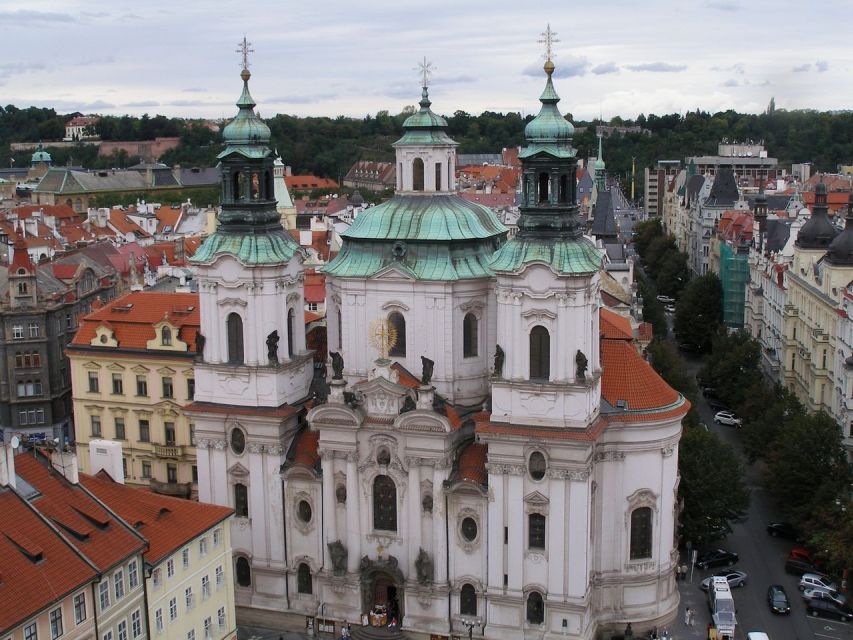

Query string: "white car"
[[800, 573, 838, 593], [665, 305, 676, 314], [803, 587, 847, 607], [714, 411, 742, 427], [656, 295, 675, 304]]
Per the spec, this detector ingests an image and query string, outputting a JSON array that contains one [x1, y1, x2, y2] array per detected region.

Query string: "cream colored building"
[[67, 291, 200, 498]]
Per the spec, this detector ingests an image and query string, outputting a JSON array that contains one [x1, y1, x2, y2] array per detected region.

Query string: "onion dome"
[[796, 182, 838, 250], [221, 68, 271, 146], [394, 86, 456, 146], [523, 60, 574, 146], [825, 193, 853, 265], [31, 144, 51, 164]]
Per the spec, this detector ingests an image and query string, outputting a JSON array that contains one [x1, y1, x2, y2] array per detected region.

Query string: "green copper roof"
[[220, 69, 271, 151], [520, 61, 574, 159], [490, 236, 603, 275], [342, 194, 506, 241], [191, 229, 301, 266], [31, 145, 51, 163], [323, 239, 499, 280], [394, 87, 457, 147]]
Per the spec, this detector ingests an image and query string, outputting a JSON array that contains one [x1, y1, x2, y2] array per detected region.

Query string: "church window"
[[463, 313, 478, 357], [227, 313, 244, 364], [265, 171, 272, 199], [230, 428, 246, 455], [412, 158, 424, 191], [376, 448, 391, 466], [372, 475, 397, 532], [538, 172, 549, 203], [234, 483, 248, 517], [18, 281, 28, 294], [435, 162, 442, 191], [528, 451, 547, 481], [235, 557, 251, 587], [460, 584, 477, 617], [528, 513, 546, 549], [337, 308, 342, 349], [526, 591, 544, 625], [297, 500, 312, 524], [629, 507, 652, 560], [388, 312, 406, 357], [461, 517, 478, 542], [297, 563, 312, 594], [529, 326, 550, 381], [161, 327, 172, 346], [287, 308, 295, 358], [251, 172, 260, 199], [233, 172, 243, 201], [559, 174, 568, 203]]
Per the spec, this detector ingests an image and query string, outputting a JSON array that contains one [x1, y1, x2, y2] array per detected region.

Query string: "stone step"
[[349, 624, 405, 640]]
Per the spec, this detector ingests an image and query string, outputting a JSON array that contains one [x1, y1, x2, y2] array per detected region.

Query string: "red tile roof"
[[456, 442, 487, 485], [305, 311, 323, 324], [70, 291, 199, 352], [601, 338, 679, 411], [8, 232, 34, 273], [155, 206, 182, 233], [291, 429, 320, 467], [14, 454, 146, 572], [52, 263, 79, 279], [600, 307, 633, 341], [81, 472, 231, 565], [285, 175, 339, 191], [0, 488, 98, 632], [11, 204, 79, 221]]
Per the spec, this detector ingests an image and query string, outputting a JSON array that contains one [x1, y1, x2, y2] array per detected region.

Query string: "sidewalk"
[[237, 625, 312, 640], [673, 562, 712, 640]]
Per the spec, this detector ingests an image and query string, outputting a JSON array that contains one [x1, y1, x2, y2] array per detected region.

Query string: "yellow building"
[[68, 291, 201, 497]]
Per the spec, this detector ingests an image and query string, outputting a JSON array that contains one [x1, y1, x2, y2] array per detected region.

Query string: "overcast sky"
[[0, 0, 848, 122]]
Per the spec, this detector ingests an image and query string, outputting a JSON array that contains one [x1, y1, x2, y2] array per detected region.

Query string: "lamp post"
[[9, 158, 14, 169]]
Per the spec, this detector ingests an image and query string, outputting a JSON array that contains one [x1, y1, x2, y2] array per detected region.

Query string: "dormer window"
[[162, 327, 172, 346]]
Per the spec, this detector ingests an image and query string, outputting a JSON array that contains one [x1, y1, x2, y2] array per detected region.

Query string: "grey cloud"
[[267, 94, 338, 104], [0, 9, 74, 24], [80, 11, 110, 19], [591, 62, 619, 75], [792, 63, 811, 72], [625, 62, 687, 73], [523, 55, 589, 78], [0, 62, 47, 78], [431, 75, 476, 86], [721, 79, 739, 87], [123, 101, 161, 108], [816, 60, 829, 72], [711, 63, 744, 74]]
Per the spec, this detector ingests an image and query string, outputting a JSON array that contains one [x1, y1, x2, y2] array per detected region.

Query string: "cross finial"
[[236, 35, 254, 71], [415, 56, 434, 88], [538, 23, 559, 62]]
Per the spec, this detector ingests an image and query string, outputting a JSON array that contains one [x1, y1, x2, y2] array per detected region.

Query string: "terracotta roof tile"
[[305, 311, 323, 324], [285, 175, 339, 190], [292, 429, 320, 467], [455, 442, 487, 485], [601, 338, 679, 411], [80, 472, 232, 565], [600, 307, 633, 340]]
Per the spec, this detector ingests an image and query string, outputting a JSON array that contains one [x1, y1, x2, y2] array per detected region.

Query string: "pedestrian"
[[688, 608, 695, 627], [684, 606, 691, 625], [625, 622, 633, 637], [680, 563, 688, 580]]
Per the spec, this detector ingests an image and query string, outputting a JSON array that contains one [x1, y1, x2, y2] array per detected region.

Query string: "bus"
[[708, 576, 737, 640]]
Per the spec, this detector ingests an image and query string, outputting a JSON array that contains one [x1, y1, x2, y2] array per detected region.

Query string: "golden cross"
[[538, 24, 559, 62], [369, 318, 397, 360], [236, 35, 254, 71], [416, 56, 434, 88]]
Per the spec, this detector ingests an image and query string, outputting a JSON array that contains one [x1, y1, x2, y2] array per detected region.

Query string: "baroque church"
[[190, 45, 688, 640]]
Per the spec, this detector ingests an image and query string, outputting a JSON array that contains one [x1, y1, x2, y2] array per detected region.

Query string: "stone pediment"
[[371, 262, 416, 281], [353, 375, 411, 418], [228, 462, 249, 478], [523, 490, 550, 506], [396, 409, 449, 434], [307, 402, 364, 428]]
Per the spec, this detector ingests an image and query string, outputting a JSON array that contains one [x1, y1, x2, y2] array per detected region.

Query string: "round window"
[[528, 451, 547, 481], [230, 428, 245, 455], [461, 516, 478, 542], [297, 499, 312, 523]]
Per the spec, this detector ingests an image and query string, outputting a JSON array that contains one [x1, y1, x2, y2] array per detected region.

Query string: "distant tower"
[[8, 231, 37, 309], [594, 132, 606, 191]]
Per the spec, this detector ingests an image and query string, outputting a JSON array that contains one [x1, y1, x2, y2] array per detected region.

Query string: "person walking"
[[688, 608, 695, 627], [684, 606, 691, 626]]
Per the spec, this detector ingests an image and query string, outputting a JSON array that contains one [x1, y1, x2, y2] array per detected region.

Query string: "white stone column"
[[321, 452, 336, 549], [506, 473, 524, 592], [408, 461, 422, 575], [547, 476, 566, 596], [567, 475, 590, 597], [248, 446, 267, 562], [486, 469, 504, 590], [346, 454, 360, 573], [432, 466, 447, 584], [196, 441, 213, 503]]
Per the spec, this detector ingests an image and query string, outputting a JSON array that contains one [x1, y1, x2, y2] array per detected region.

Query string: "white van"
[[746, 633, 770, 640]]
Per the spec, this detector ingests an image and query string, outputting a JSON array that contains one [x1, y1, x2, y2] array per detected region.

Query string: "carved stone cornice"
[[485, 463, 524, 476]]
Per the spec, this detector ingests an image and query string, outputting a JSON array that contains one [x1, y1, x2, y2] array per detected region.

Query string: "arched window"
[[630, 507, 653, 560], [17, 282, 27, 294], [233, 171, 243, 200], [373, 475, 397, 532], [528, 513, 546, 549], [235, 557, 251, 587], [559, 174, 568, 203], [161, 326, 172, 346], [227, 313, 244, 364], [337, 308, 342, 349], [388, 312, 406, 357], [412, 158, 424, 191], [287, 308, 295, 358], [538, 172, 550, 203], [463, 313, 478, 358], [526, 591, 544, 625], [297, 563, 312, 594], [460, 583, 477, 616], [435, 162, 442, 191], [265, 171, 273, 199], [529, 326, 550, 380], [234, 483, 248, 518]]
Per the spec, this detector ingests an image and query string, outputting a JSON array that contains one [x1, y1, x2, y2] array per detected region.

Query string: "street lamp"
[[461, 619, 481, 640], [9, 158, 14, 169]]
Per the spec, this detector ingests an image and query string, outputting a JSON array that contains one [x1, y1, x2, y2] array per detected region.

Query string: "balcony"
[[150, 478, 193, 499], [153, 444, 184, 458]]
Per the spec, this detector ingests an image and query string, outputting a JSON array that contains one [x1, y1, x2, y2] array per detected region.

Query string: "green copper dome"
[[31, 145, 51, 164], [394, 87, 457, 147], [490, 236, 603, 275], [521, 60, 574, 157], [220, 69, 271, 151]]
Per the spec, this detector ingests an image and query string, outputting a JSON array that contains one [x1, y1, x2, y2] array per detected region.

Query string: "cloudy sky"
[[0, 0, 848, 122]]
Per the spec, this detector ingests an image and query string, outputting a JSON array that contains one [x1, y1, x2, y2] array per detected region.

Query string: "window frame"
[[49, 607, 63, 640], [463, 312, 479, 358]]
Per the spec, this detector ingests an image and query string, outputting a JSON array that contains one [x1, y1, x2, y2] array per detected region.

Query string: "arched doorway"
[[360, 559, 405, 626]]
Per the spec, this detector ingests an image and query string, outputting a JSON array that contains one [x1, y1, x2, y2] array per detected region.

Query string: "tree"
[[739, 385, 803, 462], [673, 274, 723, 352], [699, 330, 763, 408], [678, 425, 750, 547], [647, 339, 698, 403]]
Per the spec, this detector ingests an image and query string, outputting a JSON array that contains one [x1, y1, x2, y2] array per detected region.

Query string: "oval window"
[[461, 516, 478, 542], [528, 451, 546, 481], [230, 428, 246, 455], [297, 499, 312, 523]]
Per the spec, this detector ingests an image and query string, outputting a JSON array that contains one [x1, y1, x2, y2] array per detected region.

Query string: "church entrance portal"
[[363, 569, 403, 625]]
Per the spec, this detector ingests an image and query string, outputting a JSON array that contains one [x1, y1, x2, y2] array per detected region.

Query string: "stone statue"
[[420, 356, 434, 386], [415, 548, 434, 585], [330, 351, 344, 380], [494, 344, 505, 377], [575, 349, 588, 380], [400, 395, 416, 413], [195, 332, 205, 359], [327, 540, 348, 576], [266, 330, 279, 364]]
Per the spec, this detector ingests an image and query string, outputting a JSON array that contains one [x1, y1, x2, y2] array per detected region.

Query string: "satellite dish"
[[10, 436, 20, 449]]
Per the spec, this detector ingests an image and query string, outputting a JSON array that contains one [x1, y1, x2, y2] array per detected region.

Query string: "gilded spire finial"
[[415, 56, 434, 89], [236, 35, 254, 81]]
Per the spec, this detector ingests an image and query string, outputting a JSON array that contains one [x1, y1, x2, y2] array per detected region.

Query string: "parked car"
[[656, 295, 675, 304], [785, 557, 824, 576], [766, 522, 798, 539], [767, 584, 791, 614], [696, 548, 739, 570], [799, 573, 838, 593], [701, 386, 718, 398], [665, 305, 676, 314], [714, 411, 743, 427], [707, 399, 728, 412], [789, 547, 816, 564], [701, 570, 747, 591], [802, 587, 848, 607], [806, 599, 853, 622]]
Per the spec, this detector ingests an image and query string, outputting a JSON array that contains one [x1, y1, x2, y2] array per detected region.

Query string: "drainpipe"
[[282, 475, 291, 609], [445, 486, 452, 635], [91, 582, 100, 640]]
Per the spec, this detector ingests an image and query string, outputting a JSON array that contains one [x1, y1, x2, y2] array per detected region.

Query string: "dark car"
[[707, 399, 728, 412], [766, 522, 798, 539], [785, 557, 824, 576], [767, 584, 791, 614], [701, 386, 719, 399], [806, 599, 853, 622], [696, 548, 739, 570]]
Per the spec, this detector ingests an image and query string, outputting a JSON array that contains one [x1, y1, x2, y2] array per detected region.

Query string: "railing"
[[153, 444, 183, 458]]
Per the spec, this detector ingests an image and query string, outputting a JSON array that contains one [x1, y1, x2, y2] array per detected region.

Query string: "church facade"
[[193, 49, 687, 640]]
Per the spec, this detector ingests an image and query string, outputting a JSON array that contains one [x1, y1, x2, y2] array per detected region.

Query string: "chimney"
[[0, 441, 17, 489], [50, 448, 79, 484], [88, 439, 125, 483]]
